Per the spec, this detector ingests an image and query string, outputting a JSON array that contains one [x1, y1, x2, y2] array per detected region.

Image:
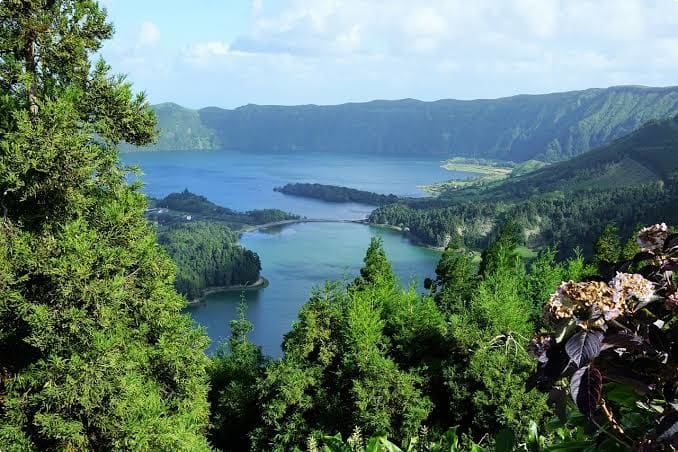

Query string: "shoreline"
[[240, 218, 444, 253], [367, 222, 445, 252], [186, 277, 270, 305]]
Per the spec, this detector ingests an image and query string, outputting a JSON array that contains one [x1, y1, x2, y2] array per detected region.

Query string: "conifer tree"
[[0, 2, 210, 449], [433, 239, 477, 314], [209, 297, 267, 451], [478, 220, 520, 276], [353, 236, 396, 288], [592, 223, 621, 267]]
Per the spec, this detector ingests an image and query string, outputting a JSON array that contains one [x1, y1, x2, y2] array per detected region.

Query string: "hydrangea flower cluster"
[[529, 223, 676, 448], [636, 223, 670, 252], [545, 272, 655, 329]]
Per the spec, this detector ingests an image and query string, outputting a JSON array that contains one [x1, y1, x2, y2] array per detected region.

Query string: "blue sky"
[[100, 0, 678, 109]]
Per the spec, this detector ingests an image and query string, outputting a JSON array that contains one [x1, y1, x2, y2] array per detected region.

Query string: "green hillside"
[[125, 86, 678, 161], [369, 115, 678, 253], [120, 102, 218, 151]]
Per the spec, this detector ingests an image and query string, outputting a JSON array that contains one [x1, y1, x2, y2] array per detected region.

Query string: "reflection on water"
[[185, 222, 441, 357]]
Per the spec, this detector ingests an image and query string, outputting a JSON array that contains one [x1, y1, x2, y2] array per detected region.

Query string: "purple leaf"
[[601, 333, 646, 353], [657, 410, 678, 443], [571, 365, 602, 418], [566, 329, 603, 367]]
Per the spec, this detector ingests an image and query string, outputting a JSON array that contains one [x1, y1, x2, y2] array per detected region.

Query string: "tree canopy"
[[0, 2, 210, 449]]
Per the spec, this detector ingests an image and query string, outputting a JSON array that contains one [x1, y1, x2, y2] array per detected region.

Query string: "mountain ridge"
[[126, 85, 678, 162]]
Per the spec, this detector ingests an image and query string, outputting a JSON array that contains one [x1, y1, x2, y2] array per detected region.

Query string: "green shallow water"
[[185, 221, 441, 357]]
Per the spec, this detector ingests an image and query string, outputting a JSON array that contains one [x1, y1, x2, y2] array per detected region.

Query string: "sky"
[[100, 0, 678, 109]]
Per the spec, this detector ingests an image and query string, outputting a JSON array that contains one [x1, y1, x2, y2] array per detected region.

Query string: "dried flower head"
[[610, 272, 655, 304], [637, 223, 669, 252], [545, 281, 623, 328], [528, 334, 553, 362]]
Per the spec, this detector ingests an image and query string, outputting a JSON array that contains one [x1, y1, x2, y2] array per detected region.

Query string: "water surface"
[[121, 149, 468, 356], [186, 222, 441, 356], [122, 150, 468, 219]]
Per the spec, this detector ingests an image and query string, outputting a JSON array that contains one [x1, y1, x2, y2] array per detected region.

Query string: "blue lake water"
[[121, 150, 468, 356], [122, 150, 465, 219]]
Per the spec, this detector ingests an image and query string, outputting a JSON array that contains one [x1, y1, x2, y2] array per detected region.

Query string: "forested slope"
[[369, 116, 678, 253], [157, 222, 261, 300], [126, 86, 678, 162]]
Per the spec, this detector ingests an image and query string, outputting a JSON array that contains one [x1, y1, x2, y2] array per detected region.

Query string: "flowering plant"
[[528, 224, 677, 449]]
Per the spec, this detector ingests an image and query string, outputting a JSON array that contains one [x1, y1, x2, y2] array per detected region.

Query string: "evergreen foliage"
[[369, 116, 678, 254], [157, 221, 262, 299], [274, 183, 399, 206], [208, 230, 604, 450], [0, 2, 210, 449], [209, 297, 268, 451], [149, 189, 298, 227], [592, 223, 621, 267]]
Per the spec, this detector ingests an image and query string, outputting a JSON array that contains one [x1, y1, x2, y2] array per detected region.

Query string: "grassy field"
[[420, 158, 515, 195], [441, 159, 513, 176]]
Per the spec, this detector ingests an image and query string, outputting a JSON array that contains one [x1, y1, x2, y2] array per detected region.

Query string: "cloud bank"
[[102, 0, 678, 108]]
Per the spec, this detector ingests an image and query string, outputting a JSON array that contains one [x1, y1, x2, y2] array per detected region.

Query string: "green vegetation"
[[120, 102, 217, 152], [147, 189, 299, 227], [370, 116, 678, 256], [441, 157, 514, 175], [422, 159, 546, 195], [125, 87, 678, 162], [207, 223, 676, 451], [1, 4, 676, 452], [0, 2, 210, 449], [275, 183, 399, 206], [157, 222, 262, 300]]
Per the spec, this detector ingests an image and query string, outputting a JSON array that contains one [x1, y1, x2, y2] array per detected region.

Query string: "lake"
[[121, 150, 470, 356], [122, 150, 467, 219]]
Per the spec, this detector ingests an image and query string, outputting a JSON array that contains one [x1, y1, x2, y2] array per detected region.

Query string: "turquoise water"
[[120, 150, 466, 356], [185, 222, 442, 356]]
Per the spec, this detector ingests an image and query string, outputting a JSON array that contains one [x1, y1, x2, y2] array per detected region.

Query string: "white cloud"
[[183, 41, 232, 65], [138, 21, 160, 47], [103, 0, 678, 108]]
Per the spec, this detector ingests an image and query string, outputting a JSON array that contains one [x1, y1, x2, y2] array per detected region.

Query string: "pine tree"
[[209, 297, 267, 451], [478, 220, 520, 276], [353, 236, 396, 288], [0, 2, 210, 449], [433, 239, 478, 314], [621, 224, 642, 261], [592, 223, 621, 266]]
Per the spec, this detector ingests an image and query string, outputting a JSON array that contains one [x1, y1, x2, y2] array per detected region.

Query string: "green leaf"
[[443, 426, 460, 451], [494, 429, 515, 452]]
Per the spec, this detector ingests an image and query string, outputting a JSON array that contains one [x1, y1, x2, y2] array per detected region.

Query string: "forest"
[[370, 117, 678, 255], [149, 189, 298, 226], [157, 222, 262, 300], [0, 2, 676, 451], [207, 223, 678, 451], [275, 183, 399, 206]]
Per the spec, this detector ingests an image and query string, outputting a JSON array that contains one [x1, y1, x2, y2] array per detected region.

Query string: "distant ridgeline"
[[123, 85, 678, 162], [369, 115, 678, 255], [147, 190, 295, 299], [274, 183, 399, 205]]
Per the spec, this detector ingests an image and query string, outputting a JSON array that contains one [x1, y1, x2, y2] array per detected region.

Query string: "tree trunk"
[[25, 31, 38, 118]]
